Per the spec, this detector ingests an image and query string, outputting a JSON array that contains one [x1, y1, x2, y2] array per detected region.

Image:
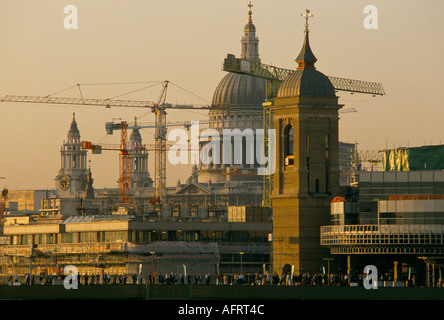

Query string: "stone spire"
[[68, 112, 80, 139], [84, 163, 95, 200]]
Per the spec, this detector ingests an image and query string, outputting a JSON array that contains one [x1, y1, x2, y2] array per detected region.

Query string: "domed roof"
[[277, 69, 335, 98], [212, 2, 266, 108], [212, 72, 267, 108]]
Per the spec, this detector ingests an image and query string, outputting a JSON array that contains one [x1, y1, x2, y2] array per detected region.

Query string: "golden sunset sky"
[[0, 0, 443, 190]]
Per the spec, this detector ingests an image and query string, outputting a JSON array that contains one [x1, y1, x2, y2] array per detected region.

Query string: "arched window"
[[284, 125, 294, 167], [284, 125, 294, 157]]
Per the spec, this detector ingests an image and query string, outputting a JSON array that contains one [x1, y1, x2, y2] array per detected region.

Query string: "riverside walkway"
[[1, 283, 444, 300]]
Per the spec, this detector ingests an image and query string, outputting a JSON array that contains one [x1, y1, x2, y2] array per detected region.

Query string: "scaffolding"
[[0, 240, 221, 282], [0, 241, 129, 280]]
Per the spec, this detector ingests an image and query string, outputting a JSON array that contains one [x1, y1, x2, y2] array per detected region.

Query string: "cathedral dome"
[[211, 2, 266, 109], [211, 72, 267, 108]]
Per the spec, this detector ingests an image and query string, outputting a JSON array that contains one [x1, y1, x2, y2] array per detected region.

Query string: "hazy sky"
[[0, 0, 443, 190]]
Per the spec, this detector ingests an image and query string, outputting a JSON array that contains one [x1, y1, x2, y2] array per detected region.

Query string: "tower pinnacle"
[[296, 9, 317, 70], [247, 1, 253, 24], [241, 1, 260, 62], [301, 9, 313, 33]]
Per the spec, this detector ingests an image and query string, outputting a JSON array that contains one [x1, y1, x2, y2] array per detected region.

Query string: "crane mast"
[[105, 115, 212, 208], [154, 81, 169, 207], [0, 188, 8, 234]]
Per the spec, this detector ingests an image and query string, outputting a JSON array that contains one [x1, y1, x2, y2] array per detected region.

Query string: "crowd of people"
[[7, 272, 144, 286], [5, 271, 415, 287]]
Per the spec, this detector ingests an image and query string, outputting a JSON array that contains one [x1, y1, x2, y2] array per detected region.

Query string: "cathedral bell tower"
[[129, 117, 153, 190], [270, 11, 342, 275], [55, 113, 88, 197]]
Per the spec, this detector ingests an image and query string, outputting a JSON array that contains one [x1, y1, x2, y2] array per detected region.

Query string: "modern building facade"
[[0, 205, 271, 280], [321, 162, 444, 286]]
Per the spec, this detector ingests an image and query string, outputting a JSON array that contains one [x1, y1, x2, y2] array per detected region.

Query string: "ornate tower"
[[55, 113, 88, 197], [128, 117, 153, 189], [271, 11, 342, 275], [241, 1, 260, 63]]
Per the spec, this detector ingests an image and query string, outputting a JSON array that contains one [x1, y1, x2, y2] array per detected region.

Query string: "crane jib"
[[222, 54, 385, 96]]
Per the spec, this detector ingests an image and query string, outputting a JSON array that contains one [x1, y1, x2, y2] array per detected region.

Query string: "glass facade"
[[9, 229, 269, 246]]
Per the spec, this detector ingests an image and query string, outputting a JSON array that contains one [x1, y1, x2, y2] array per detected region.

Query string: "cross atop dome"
[[247, 1, 253, 23], [301, 9, 313, 33]]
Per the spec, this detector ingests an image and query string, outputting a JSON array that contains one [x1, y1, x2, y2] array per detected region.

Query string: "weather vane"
[[301, 9, 313, 32]]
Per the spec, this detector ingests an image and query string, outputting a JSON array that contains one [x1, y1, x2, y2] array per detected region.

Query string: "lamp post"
[[150, 251, 155, 284], [323, 258, 334, 285], [240, 252, 244, 275]]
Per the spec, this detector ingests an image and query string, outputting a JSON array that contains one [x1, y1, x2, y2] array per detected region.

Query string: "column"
[[347, 255, 355, 277], [394, 260, 403, 284]]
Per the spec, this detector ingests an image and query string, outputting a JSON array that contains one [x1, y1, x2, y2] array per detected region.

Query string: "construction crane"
[[0, 188, 8, 233], [82, 124, 199, 207], [104, 115, 212, 207], [81, 122, 157, 205], [222, 54, 386, 97], [222, 46, 385, 207], [1, 80, 225, 207], [352, 149, 383, 171]]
